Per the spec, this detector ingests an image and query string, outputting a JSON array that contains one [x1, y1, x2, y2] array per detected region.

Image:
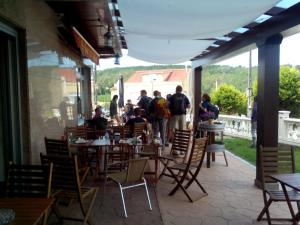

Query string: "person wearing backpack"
[[198, 93, 213, 121], [169, 85, 190, 131], [198, 93, 219, 121], [137, 90, 152, 120], [149, 90, 170, 148]]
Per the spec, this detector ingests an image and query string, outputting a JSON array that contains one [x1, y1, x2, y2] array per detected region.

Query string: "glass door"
[[0, 30, 10, 183], [0, 23, 23, 190]]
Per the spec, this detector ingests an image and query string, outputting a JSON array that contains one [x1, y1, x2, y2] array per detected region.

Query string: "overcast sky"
[[98, 33, 300, 70]]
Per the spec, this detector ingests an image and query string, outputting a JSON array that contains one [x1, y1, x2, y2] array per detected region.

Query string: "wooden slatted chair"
[[104, 143, 134, 175], [45, 137, 70, 156], [139, 144, 160, 185], [66, 126, 87, 140], [133, 122, 146, 137], [107, 158, 152, 218], [122, 125, 131, 139], [257, 145, 300, 225], [85, 127, 97, 139], [66, 127, 92, 179], [40, 154, 98, 225], [159, 129, 191, 179], [6, 162, 53, 225], [84, 127, 105, 174], [44, 137, 89, 184], [166, 137, 208, 202]]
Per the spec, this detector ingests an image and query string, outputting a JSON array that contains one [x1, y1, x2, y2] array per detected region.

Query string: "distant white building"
[[112, 68, 191, 105]]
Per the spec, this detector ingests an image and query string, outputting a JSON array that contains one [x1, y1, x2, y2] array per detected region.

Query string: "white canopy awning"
[[118, 0, 279, 64]]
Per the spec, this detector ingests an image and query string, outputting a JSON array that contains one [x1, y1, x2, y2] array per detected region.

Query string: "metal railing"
[[218, 111, 300, 147]]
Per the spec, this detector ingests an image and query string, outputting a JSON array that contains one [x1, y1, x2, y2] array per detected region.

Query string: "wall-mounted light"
[[114, 53, 120, 65], [104, 27, 113, 47]]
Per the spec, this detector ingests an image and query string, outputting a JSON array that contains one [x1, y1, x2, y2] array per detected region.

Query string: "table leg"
[[206, 152, 211, 168], [281, 183, 297, 224], [95, 148, 100, 176], [212, 152, 216, 162]]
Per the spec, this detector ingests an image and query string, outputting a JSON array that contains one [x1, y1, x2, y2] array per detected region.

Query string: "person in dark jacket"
[[169, 85, 190, 131], [125, 108, 146, 137], [198, 93, 212, 121], [109, 95, 119, 123], [251, 96, 257, 148], [92, 106, 107, 130], [137, 90, 152, 120]]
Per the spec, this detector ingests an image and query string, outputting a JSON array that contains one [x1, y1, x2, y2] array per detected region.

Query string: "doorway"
[[0, 21, 23, 190]]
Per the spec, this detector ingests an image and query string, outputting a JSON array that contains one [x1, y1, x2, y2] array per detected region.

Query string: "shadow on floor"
[[49, 180, 163, 225]]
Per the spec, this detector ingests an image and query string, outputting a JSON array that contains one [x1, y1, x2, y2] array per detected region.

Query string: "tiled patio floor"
[[157, 151, 293, 225], [49, 181, 163, 225], [49, 150, 295, 225]]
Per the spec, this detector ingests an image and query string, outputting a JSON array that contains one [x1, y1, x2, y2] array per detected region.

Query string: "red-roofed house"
[[113, 68, 190, 104]]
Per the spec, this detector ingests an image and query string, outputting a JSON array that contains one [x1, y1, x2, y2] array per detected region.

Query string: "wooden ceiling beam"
[[192, 3, 300, 63]]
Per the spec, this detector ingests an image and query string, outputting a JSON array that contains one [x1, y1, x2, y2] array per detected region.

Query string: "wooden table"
[[70, 139, 110, 175], [269, 173, 300, 225], [71, 139, 161, 184], [198, 121, 225, 168], [0, 197, 54, 225]]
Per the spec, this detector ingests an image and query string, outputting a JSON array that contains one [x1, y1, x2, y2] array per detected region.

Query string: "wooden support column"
[[81, 67, 93, 119], [193, 66, 202, 133], [255, 34, 283, 187]]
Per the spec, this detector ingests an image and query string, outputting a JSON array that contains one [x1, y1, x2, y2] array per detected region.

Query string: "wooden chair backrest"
[[6, 163, 53, 198], [133, 122, 146, 137], [278, 145, 295, 173], [40, 154, 81, 196], [107, 144, 134, 170], [44, 137, 69, 156], [122, 125, 131, 138], [188, 137, 207, 166], [170, 129, 191, 154], [125, 158, 148, 183], [260, 145, 295, 189], [112, 126, 122, 134], [66, 126, 87, 139], [86, 127, 96, 139]]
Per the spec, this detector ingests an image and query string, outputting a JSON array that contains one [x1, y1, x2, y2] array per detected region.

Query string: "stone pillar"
[[193, 66, 202, 132], [255, 34, 283, 187]]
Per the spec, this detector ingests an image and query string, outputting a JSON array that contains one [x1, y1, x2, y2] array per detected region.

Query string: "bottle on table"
[[142, 130, 148, 144], [104, 131, 109, 140]]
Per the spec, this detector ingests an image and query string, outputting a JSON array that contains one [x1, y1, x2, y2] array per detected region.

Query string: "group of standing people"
[[108, 85, 190, 148], [146, 85, 190, 147], [97, 86, 258, 149]]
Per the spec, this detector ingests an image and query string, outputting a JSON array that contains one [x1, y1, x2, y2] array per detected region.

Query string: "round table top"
[[198, 121, 225, 132]]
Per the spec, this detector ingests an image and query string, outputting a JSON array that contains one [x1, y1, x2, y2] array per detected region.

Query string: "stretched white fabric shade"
[[126, 34, 214, 64], [118, 0, 279, 63]]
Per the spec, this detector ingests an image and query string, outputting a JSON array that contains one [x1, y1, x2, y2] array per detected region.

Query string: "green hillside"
[[96, 65, 187, 95], [95, 64, 256, 96], [96, 64, 300, 117], [202, 65, 258, 94]]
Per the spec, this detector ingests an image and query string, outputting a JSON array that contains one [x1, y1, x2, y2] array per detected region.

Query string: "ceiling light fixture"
[[104, 27, 113, 47]]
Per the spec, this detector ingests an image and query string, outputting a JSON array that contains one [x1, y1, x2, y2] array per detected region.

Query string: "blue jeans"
[[152, 119, 167, 147]]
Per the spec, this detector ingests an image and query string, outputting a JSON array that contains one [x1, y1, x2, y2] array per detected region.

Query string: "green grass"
[[224, 137, 300, 172], [98, 94, 111, 102], [295, 150, 300, 172], [224, 137, 256, 165]]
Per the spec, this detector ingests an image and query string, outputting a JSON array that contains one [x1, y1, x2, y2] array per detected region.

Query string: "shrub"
[[211, 84, 247, 115]]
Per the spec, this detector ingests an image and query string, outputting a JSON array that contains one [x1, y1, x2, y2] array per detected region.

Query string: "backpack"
[[172, 94, 186, 115], [209, 104, 219, 119], [139, 96, 152, 112], [154, 97, 170, 120]]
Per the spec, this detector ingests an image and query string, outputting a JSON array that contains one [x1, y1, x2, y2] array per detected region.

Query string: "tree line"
[[96, 64, 300, 117], [210, 65, 300, 117]]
